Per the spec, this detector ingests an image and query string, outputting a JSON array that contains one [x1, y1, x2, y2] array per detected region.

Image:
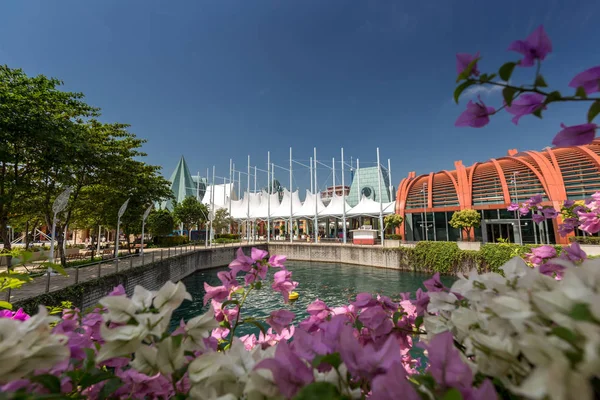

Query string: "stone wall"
[[14, 245, 266, 314], [267, 243, 415, 271]]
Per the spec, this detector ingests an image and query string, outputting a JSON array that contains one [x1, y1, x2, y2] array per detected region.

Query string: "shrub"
[[569, 236, 600, 245], [385, 234, 402, 240], [153, 235, 189, 247], [215, 233, 241, 240]]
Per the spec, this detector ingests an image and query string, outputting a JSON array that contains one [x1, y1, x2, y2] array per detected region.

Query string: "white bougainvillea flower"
[[427, 292, 459, 313], [153, 281, 192, 312]]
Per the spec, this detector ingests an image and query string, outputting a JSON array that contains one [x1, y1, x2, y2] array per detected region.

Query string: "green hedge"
[[153, 236, 189, 247], [215, 233, 241, 240], [384, 241, 564, 275], [385, 234, 402, 240], [569, 236, 600, 245]]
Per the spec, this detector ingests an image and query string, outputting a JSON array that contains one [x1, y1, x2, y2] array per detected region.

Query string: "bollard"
[[45, 270, 51, 293]]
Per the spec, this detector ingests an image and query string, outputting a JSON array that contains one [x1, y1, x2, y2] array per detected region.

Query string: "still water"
[[171, 261, 454, 335]]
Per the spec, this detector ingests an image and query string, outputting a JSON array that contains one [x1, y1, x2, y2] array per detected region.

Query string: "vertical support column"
[[341, 148, 347, 244], [314, 148, 318, 242], [289, 147, 293, 243], [377, 148, 384, 246], [247, 156, 251, 242], [267, 152, 271, 243]]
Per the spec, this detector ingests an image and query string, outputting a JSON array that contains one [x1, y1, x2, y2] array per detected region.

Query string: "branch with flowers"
[[454, 25, 600, 147]]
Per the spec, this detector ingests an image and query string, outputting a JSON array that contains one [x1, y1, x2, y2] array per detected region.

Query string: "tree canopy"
[[449, 209, 481, 241], [173, 197, 208, 240]]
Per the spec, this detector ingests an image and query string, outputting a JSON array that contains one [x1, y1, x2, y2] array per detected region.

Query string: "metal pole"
[[229, 159, 232, 233], [247, 156, 251, 242], [289, 147, 293, 243], [253, 166, 257, 240], [388, 159, 393, 202], [196, 171, 201, 200], [267, 152, 271, 243], [513, 172, 523, 245], [357, 159, 361, 203], [309, 157, 313, 194], [46, 212, 57, 292], [314, 148, 318, 242], [238, 171, 241, 200], [97, 225, 101, 255], [332, 157, 336, 196], [423, 183, 429, 241], [341, 149, 347, 244], [211, 166, 216, 245]]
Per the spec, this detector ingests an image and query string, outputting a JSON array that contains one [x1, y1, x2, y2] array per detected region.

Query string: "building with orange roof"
[[395, 140, 600, 245]]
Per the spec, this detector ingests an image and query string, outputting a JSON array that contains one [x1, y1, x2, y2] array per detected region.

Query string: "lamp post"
[[140, 204, 153, 256], [46, 186, 72, 291], [421, 183, 429, 241], [115, 198, 130, 261], [511, 172, 523, 245]]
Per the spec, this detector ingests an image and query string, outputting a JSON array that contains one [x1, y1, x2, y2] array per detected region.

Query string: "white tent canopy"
[[229, 197, 246, 220], [382, 201, 396, 215], [346, 195, 385, 217], [203, 183, 234, 210], [251, 190, 281, 220], [270, 189, 302, 219], [319, 194, 351, 218], [293, 190, 326, 218]]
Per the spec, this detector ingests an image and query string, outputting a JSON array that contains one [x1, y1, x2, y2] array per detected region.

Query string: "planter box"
[[383, 240, 401, 248]]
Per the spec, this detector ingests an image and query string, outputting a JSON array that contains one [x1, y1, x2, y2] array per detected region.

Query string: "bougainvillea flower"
[[228, 247, 254, 274], [552, 123, 597, 147], [271, 270, 298, 303], [568, 66, 600, 95], [423, 273, 446, 292], [268, 254, 287, 268], [358, 305, 393, 338], [560, 242, 587, 263], [202, 283, 229, 305], [508, 25, 552, 67], [531, 245, 557, 260], [455, 98, 495, 128], [266, 310, 295, 334], [421, 331, 473, 393], [370, 361, 420, 400], [505, 93, 546, 125], [532, 213, 546, 224], [217, 270, 238, 289], [352, 293, 377, 309], [251, 247, 268, 262], [507, 203, 520, 211], [577, 211, 600, 234], [456, 52, 480, 77]]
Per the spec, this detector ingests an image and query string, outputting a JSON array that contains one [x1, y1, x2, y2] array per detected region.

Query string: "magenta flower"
[[508, 25, 552, 67], [108, 284, 126, 296], [558, 218, 579, 236], [507, 203, 520, 211], [268, 254, 287, 268], [271, 270, 298, 303], [456, 52, 480, 77], [421, 332, 473, 394], [532, 213, 546, 224], [552, 123, 597, 147], [266, 309, 295, 334], [376, 294, 398, 312], [255, 340, 314, 399], [358, 305, 394, 338], [217, 270, 238, 289], [560, 242, 587, 263], [569, 66, 600, 95], [529, 195, 543, 206], [531, 245, 557, 260], [413, 288, 430, 316], [352, 293, 378, 308], [539, 261, 566, 279], [0, 308, 30, 321], [240, 333, 258, 350], [306, 299, 329, 317], [455, 99, 495, 128], [228, 247, 254, 274], [251, 247, 268, 262], [577, 211, 600, 234], [505, 93, 546, 125], [423, 273, 446, 292], [370, 361, 420, 400], [542, 207, 558, 219], [564, 200, 576, 208], [203, 282, 229, 305]]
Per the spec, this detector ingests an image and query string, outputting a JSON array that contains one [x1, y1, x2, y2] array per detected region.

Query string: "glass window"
[[405, 213, 414, 241], [483, 209, 498, 220], [447, 211, 461, 241], [434, 212, 448, 241]]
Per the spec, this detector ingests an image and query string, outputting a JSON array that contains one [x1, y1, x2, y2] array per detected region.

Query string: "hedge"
[[569, 236, 600, 245], [215, 233, 241, 240], [385, 234, 402, 240], [153, 236, 189, 247]]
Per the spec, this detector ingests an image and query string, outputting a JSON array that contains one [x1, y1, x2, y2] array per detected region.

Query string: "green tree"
[[384, 214, 404, 232], [449, 209, 481, 242], [212, 208, 233, 234], [147, 209, 175, 237], [173, 197, 208, 240]]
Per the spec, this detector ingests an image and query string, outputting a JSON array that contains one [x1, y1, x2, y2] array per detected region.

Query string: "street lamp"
[[421, 183, 429, 241], [140, 204, 153, 256], [511, 172, 523, 245], [46, 186, 72, 291], [115, 198, 130, 260]]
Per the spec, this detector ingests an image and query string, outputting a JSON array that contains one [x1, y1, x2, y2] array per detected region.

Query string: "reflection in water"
[[170, 260, 454, 335]]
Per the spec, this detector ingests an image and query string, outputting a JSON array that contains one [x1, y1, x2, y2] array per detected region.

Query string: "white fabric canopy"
[[230, 198, 246, 220], [293, 190, 326, 218], [319, 194, 351, 218], [203, 183, 234, 210], [270, 189, 302, 219], [346, 195, 386, 217], [382, 201, 396, 215], [251, 190, 281, 220]]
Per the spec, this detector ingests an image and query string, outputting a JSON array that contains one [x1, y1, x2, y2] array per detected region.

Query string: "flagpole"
[[229, 159, 232, 233], [314, 148, 318, 242], [267, 151, 271, 243], [341, 148, 347, 244]]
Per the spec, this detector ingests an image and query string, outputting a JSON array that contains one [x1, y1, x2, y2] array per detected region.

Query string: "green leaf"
[[499, 62, 516, 82], [576, 86, 588, 99], [221, 299, 240, 309], [442, 388, 464, 400], [570, 303, 595, 322], [30, 374, 62, 393], [414, 315, 424, 329], [293, 382, 344, 400], [587, 101, 600, 123], [98, 377, 123, 400], [41, 262, 68, 276], [534, 74, 548, 87], [453, 81, 475, 104], [80, 370, 117, 389], [532, 108, 543, 119], [0, 301, 12, 310], [392, 311, 403, 325], [456, 58, 480, 83], [502, 87, 518, 107], [245, 319, 267, 334], [551, 326, 578, 346], [544, 90, 562, 104], [254, 281, 262, 290], [312, 352, 342, 369]]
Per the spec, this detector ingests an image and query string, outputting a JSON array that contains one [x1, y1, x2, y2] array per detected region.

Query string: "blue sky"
[[2, 0, 599, 193]]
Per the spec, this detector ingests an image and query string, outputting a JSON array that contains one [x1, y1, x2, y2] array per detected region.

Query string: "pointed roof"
[[347, 166, 394, 207], [161, 156, 197, 211]]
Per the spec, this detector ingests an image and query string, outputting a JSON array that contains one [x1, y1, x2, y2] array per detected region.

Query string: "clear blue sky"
[[2, 0, 599, 192]]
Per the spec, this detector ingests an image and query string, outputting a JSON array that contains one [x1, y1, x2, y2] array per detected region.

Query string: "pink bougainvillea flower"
[[531, 245, 557, 260], [505, 93, 546, 125], [108, 284, 126, 296], [532, 213, 546, 224], [455, 98, 495, 128], [568, 66, 600, 95], [560, 242, 587, 263], [228, 247, 254, 274], [529, 195, 543, 206], [358, 305, 393, 338], [271, 270, 298, 303], [558, 218, 579, 237], [268, 254, 287, 268], [306, 299, 329, 317], [508, 25, 552, 67], [0, 308, 30, 321], [552, 123, 597, 147], [251, 247, 268, 262], [413, 288, 430, 316], [577, 211, 600, 234], [239, 333, 258, 351], [217, 270, 238, 289], [370, 361, 420, 400], [542, 207, 558, 219], [507, 203, 520, 211], [456, 52, 480, 77], [376, 294, 398, 312], [423, 273, 446, 292], [352, 293, 378, 309], [202, 282, 229, 305], [421, 331, 473, 395], [255, 340, 314, 399], [266, 309, 295, 334], [539, 261, 566, 279]]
